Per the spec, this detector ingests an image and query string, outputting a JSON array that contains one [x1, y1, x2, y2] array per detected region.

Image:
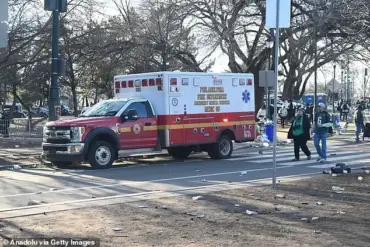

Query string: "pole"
[[48, 10, 61, 121], [272, 0, 280, 188], [341, 70, 343, 101], [313, 25, 318, 123], [333, 64, 336, 113], [267, 47, 271, 119]]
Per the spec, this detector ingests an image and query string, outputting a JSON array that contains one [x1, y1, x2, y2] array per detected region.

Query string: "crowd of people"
[[256, 97, 370, 163]]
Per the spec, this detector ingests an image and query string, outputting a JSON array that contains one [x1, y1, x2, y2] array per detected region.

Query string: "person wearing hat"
[[288, 107, 311, 161], [313, 103, 332, 163]]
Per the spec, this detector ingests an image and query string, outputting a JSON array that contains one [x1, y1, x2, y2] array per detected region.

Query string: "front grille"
[[43, 146, 68, 153], [44, 126, 71, 144]]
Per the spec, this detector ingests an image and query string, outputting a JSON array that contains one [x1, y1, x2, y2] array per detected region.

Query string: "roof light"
[[121, 81, 127, 88], [128, 80, 134, 87], [115, 81, 120, 88], [247, 79, 252, 85], [156, 78, 163, 86], [142, 79, 148, 86], [149, 79, 155, 86]]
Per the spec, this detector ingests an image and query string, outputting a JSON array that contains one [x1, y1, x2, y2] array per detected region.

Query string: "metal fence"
[[0, 118, 45, 138]]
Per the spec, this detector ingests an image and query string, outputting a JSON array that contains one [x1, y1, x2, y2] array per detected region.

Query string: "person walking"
[[342, 101, 349, 122], [279, 106, 288, 128], [354, 104, 364, 143], [288, 108, 311, 161], [313, 103, 332, 163]]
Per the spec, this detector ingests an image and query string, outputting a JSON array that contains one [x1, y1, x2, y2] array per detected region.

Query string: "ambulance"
[[41, 72, 256, 169]]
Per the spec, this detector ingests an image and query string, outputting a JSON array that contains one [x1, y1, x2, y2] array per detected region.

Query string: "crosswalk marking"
[[308, 159, 370, 169], [253, 151, 354, 164], [278, 153, 370, 166], [231, 141, 370, 169]]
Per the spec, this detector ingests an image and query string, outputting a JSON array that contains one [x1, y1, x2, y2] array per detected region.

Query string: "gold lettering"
[[197, 94, 206, 100], [205, 106, 215, 112], [200, 87, 224, 93], [207, 94, 227, 100], [200, 87, 207, 93], [219, 100, 230, 105], [194, 101, 208, 105]]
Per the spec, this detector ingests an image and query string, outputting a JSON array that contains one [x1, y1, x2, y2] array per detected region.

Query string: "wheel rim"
[[219, 139, 231, 156], [95, 146, 111, 166]]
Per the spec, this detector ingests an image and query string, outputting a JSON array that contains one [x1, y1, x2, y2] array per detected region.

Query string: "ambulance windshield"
[[81, 100, 127, 117]]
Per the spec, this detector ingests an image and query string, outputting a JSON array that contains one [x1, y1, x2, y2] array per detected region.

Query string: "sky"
[[33, 0, 367, 97]]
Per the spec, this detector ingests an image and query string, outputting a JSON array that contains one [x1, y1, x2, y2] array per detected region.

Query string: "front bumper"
[[42, 143, 86, 162]]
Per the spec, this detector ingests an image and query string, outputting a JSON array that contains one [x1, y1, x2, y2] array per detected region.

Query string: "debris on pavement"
[[365, 170, 370, 174], [27, 200, 46, 206], [332, 186, 345, 191], [234, 204, 240, 207], [13, 165, 22, 170], [201, 179, 207, 182], [192, 196, 203, 201], [314, 230, 322, 234], [139, 205, 148, 208], [300, 218, 309, 221], [246, 210, 258, 215], [112, 228, 122, 232], [316, 202, 323, 206], [311, 217, 320, 221], [49, 188, 58, 191], [275, 194, 286, 199], [301, 202, 309, 205], [358, 176, 364, 181], [336, 211, 346, 214], [240, 171, 247, 176]]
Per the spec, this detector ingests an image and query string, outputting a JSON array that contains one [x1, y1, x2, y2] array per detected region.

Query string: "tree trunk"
[[94, 87, 98, 104], [71, 86, 78, 116]]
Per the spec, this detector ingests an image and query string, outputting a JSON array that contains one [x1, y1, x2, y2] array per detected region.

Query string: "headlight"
[[70, 127, 85, 143]]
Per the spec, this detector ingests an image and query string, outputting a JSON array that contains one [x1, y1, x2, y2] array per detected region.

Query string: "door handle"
[[145, 122, 151, 126]]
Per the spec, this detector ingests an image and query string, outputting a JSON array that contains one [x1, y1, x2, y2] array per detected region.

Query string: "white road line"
[[278, 153, 370, 166], [254, 151, 355, 164], [0, 171, 318, 215], [229, 150, 294, 161], [0, 166, 292, 199]]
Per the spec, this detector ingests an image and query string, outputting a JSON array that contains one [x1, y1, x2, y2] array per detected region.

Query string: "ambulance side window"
[[124, 101, 153, 118]]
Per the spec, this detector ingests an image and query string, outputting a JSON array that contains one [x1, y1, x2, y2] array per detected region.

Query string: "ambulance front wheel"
[[208, 135, 233, 159]]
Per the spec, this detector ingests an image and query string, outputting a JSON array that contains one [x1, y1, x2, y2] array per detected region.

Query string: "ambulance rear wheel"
[[208, 135, 233, 159], [167, 147, 192, 160]]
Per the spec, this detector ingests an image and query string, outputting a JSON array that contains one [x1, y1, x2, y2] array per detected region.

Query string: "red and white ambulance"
[[42, 72, 256, 168]]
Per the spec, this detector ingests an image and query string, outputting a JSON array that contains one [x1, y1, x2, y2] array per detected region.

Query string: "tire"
[[167, 147, 192, 160], [52, 162, 73, 168], [87, 141, 115, 169], [208, 135, 233, 159]]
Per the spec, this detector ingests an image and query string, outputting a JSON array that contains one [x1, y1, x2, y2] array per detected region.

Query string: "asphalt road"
[[0, 133, 369, 219]]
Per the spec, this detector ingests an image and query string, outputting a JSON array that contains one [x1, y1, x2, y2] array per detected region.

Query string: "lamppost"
[[44, 0, 67, 121], [266, 30, 274, 120]]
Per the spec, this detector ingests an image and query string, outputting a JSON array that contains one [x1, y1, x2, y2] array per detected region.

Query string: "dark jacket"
[[288, 114, 311, 140]]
